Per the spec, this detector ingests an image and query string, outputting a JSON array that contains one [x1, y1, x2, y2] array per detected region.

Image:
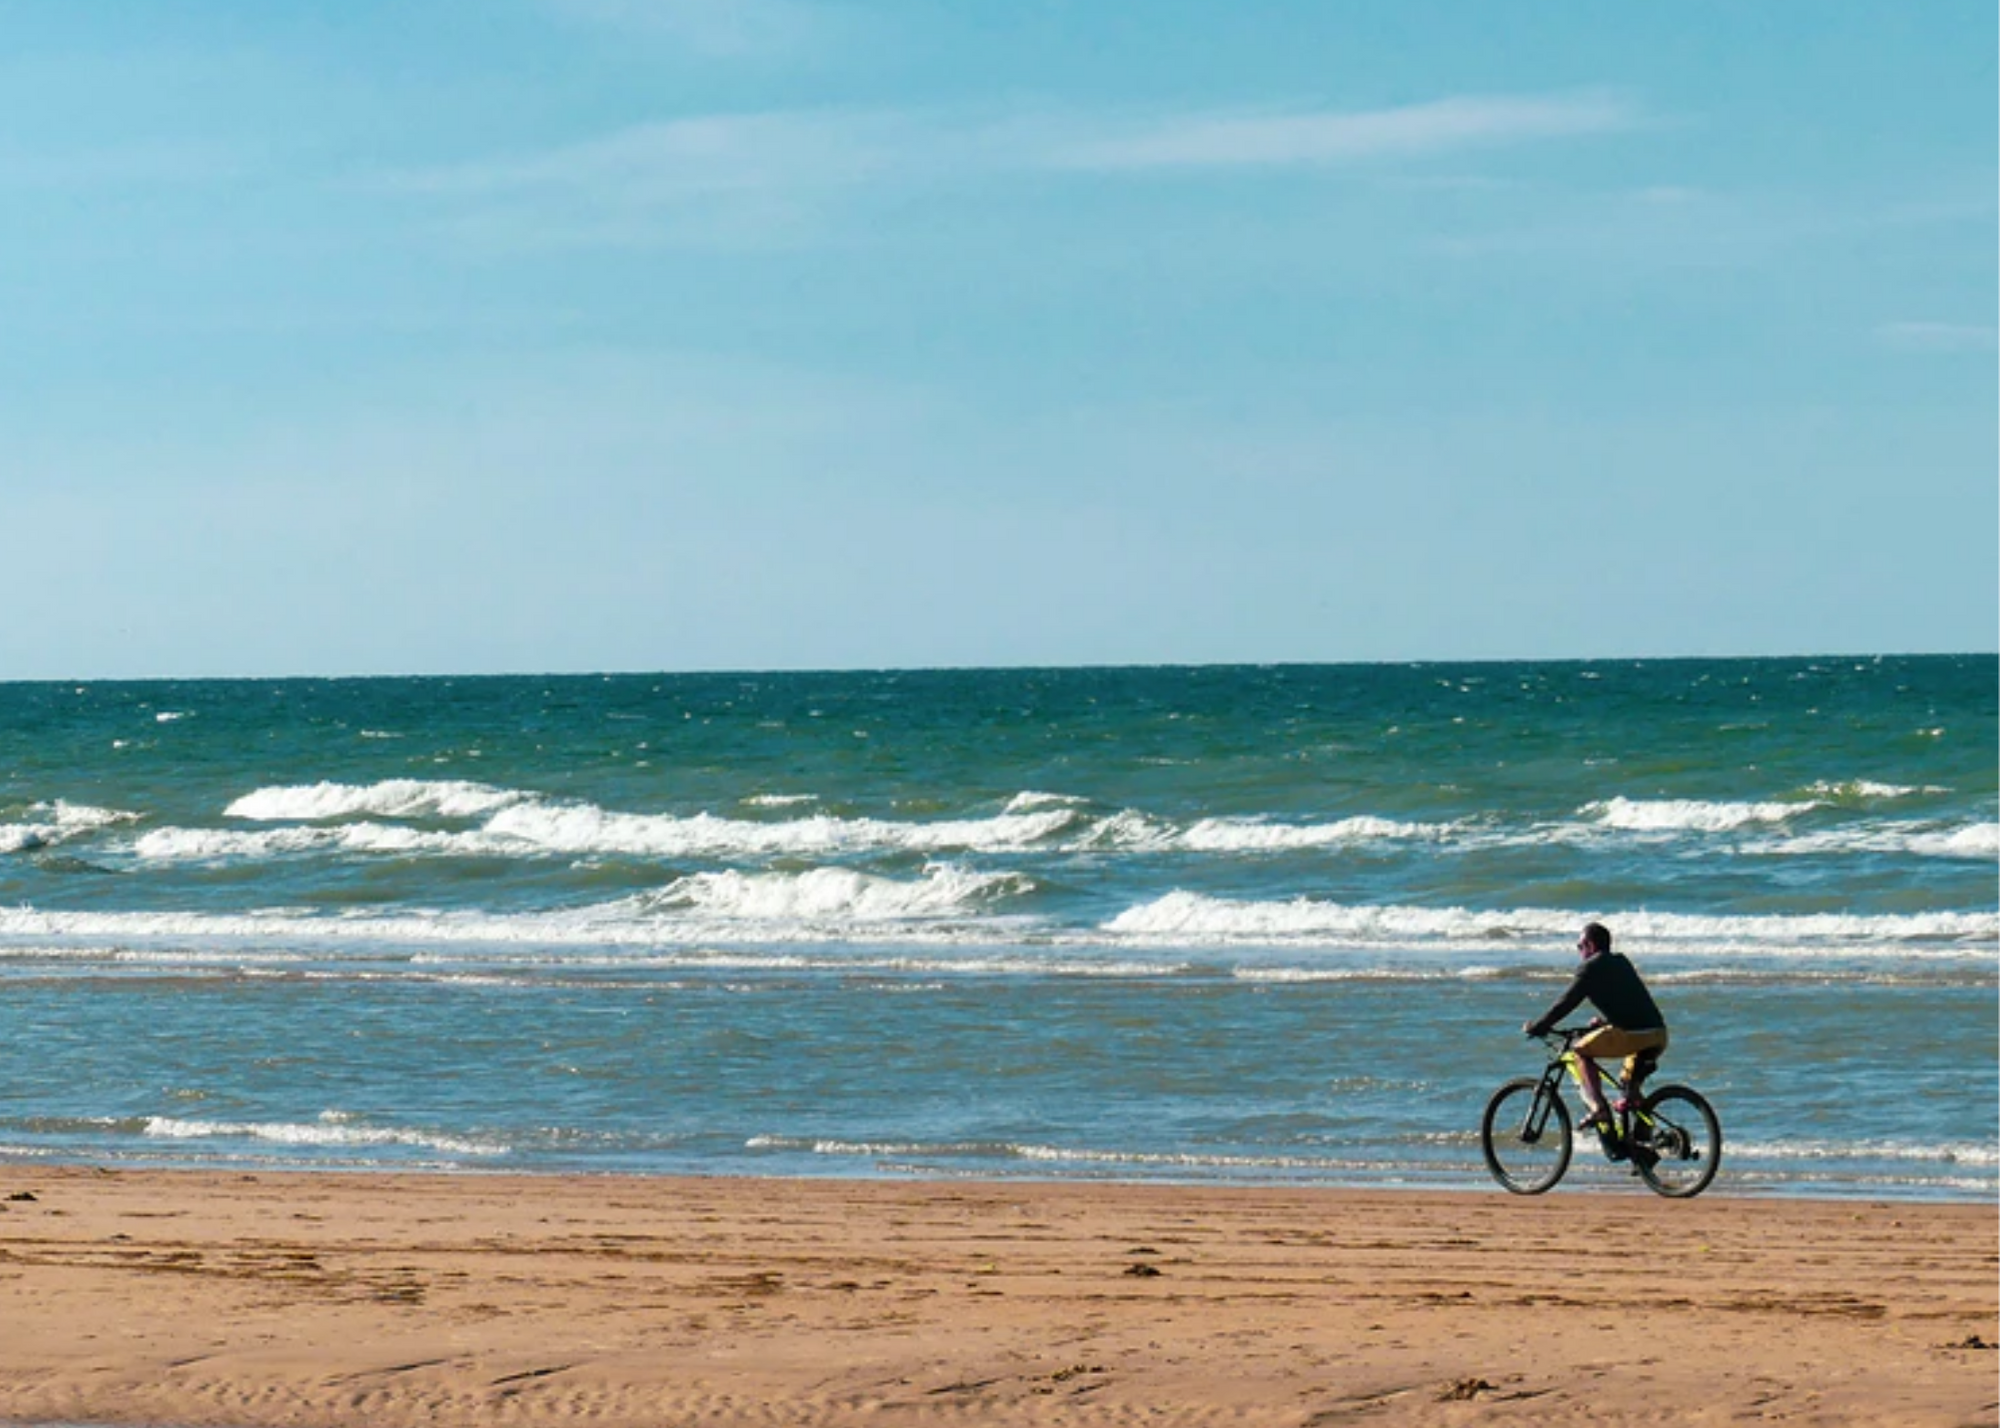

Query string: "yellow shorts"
[[1573, 1025, 1669, 1084]]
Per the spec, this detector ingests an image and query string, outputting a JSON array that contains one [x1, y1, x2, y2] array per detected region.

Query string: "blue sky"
[[4, 1, 1994, 678]]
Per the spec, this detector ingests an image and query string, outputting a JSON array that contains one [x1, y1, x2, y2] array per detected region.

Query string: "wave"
[[1177, 815, 1451, 851], [1583, 797, 1815, 833], [1803, 780, 1946, 801], [3, 892, 1992, 968], [1005, 790, 1086, 813], [129, 804, 1083, 864], [226, 779, 526, 821], [481, 801, 1084, 858], [745, 1135, 1357, 1173], [126, 801, 2000, 869], [132, 823, 465, 861], [1727, 1138, 2000, 1168], [60, 774, 1996, 869], [1743, 821, 2000, 861], [0, 801, 140, 854], [642, 864, 1032, 922], [142, 1110, 507, 1158], [1103, 891, 2000, 952]]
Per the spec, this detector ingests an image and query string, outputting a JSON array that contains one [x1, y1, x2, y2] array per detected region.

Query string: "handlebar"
[[1527, 1025, 1593, 1046]]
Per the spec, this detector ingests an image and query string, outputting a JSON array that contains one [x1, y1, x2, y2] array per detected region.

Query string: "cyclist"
[[1524, 922, 1668, 1155]]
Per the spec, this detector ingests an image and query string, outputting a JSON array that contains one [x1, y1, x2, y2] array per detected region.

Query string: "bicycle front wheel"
[[1633, 1085, 1721, 1199], [1481, 1077, 1572, 1195]]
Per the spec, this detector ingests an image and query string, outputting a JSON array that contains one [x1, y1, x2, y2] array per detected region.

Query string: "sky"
[[3, 0, 1994, 679]]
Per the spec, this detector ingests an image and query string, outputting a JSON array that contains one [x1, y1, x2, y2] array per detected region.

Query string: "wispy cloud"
[[1043, 92, 1639, 172], [385, 109, 916, 247], [385, 90, 1642, 247], [396, 110, 910, 200], [1876, 321, 1999, 354]]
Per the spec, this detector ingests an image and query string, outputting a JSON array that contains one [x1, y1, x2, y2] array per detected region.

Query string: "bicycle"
[[1480, 1027, 1722, 1198]]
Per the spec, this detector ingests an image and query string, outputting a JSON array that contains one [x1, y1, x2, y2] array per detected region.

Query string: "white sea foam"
[[482, 801, 1078, 857], [648, 864, 1030, 922], [1102, 890, 2000, 951], [0, 801, 140, 854], [2, 894, 1991, 963], [1005, 790, 1087, 813], [1909, 823, 2000, 859], [1804, 780, 1941, 800], [1177, 815, 1449, 851], [1584, 796, 1815, 833], [746, 1135, 1350, 1172], [226, 779, 527, 821], [1234, 965, 1507, 983], [0, 825, 47, 855], [1727, 1138, 2000, 1168], [1742, 821, 2000, 861], [1067, 808, 1176, 850], [133, 823, 461, 862], [142, 1111, 506, 1157], [44, 800, 140, 832]]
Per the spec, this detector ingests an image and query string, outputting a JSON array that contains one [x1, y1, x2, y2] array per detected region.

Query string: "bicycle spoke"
[[1481, 1078, 1571, 1195], [1634, 1086, 1722, 1198]]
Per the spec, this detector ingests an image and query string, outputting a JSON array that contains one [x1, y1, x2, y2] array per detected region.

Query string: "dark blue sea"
[[1, 657, 1993, 1198]]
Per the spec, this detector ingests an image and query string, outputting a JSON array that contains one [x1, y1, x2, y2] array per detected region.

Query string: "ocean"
[[0, 657, 1993, 1200]]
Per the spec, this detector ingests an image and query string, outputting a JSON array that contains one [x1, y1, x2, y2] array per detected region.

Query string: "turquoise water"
[[0, 657, 1993, 1198]]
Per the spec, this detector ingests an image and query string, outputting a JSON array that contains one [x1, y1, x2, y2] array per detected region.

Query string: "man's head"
[[1578, 922, 1612, 958]]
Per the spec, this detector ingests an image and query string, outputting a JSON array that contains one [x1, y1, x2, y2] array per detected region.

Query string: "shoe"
[[1586, 1117, 1628, 1163]]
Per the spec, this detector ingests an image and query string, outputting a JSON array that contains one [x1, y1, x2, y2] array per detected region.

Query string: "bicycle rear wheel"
[[1632, 1085, 1721, 1198], [1481, 1077, 1572, 1194]]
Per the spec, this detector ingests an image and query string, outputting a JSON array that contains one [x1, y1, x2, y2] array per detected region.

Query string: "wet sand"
[[0, 1167, 1991, 1426]]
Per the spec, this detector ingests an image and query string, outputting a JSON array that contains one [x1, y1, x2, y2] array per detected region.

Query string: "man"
[[1524, 923, 1669, 1150]]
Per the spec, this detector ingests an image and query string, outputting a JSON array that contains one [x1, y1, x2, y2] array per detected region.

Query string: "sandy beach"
[[0, 1168, 1989, 1426]]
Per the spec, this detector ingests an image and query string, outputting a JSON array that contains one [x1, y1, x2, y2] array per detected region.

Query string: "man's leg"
[[1575, 1056, 1611, 1124]]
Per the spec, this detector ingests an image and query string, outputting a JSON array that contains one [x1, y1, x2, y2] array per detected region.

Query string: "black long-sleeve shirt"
[[1527, 950, 1665, 1037]]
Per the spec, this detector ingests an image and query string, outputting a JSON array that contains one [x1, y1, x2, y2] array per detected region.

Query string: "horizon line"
[[4, 648, 1992, 686]]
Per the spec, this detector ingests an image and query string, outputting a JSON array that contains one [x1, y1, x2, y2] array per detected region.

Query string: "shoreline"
[[0, 1166, 1991, 1426], [6, 1152, 1994, 1206]]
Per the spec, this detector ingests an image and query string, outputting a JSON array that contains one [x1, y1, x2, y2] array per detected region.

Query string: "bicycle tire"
[[1481, 1077, 1572, 1195], [1632, 1084, 1721, 1199]]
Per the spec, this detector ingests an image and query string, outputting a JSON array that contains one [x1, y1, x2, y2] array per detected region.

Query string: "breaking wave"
[[643, 864, 1032, 922], [226, 780, 527, 821], [1584, 797, 1815, 833], [1102, 891, 2000, 952], [0, 801, 141, 855], [143, 1111, 507, 1157]]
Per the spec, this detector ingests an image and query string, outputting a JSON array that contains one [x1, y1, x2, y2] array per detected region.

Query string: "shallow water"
[[1, 658, 1993, 1198]]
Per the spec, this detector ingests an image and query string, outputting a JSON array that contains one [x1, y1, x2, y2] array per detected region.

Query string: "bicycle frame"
[[1545, 1030, 1653, 1143], [1488, 1026, 1720, 1197]]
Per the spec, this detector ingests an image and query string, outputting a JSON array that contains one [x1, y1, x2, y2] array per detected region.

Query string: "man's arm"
[[1524, 967, 1590, 1037]]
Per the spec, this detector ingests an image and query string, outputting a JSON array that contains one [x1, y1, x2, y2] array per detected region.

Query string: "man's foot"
[[1582, 1113, 1627, 1161]]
